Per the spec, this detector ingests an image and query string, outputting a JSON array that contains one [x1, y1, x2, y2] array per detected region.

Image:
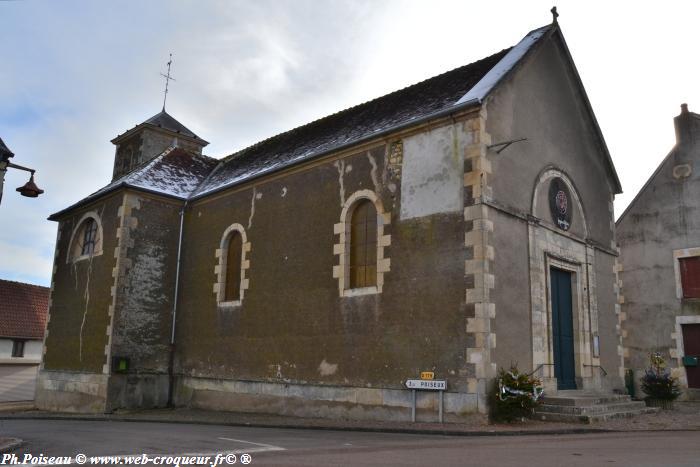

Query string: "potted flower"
[[640, 352, 681, 409]]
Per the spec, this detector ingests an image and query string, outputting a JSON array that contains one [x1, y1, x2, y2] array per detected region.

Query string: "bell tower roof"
[[111, 110, 209, 146], [110, 109, 209, 181]]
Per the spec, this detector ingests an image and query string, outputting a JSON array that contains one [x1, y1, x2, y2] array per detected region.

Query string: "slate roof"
[[111, 110, 209, 145], [144, 110, 199, 139], [192, 47, 513, 198], [0, 279, 49, 340], [49, 147, 219, 219]]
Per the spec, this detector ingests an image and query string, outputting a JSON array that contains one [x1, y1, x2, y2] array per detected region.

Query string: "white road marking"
[[217, 437, 286, 451]]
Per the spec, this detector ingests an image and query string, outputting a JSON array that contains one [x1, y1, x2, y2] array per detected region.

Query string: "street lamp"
[[0, 137, 44, 205]]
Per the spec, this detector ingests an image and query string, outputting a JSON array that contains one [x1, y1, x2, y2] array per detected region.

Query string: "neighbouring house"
[[0, 279, 49, 402], [37, 17, 628, 419], [618, 104, 700, 400]]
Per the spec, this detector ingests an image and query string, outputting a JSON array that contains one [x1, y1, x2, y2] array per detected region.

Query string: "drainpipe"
[[167, 199, 188, 407]]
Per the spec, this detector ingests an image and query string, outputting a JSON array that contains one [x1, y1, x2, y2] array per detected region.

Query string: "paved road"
[[1, 419, 699, 466]]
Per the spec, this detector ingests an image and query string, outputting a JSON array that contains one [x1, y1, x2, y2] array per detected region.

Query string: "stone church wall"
[[106, 193, 182, 411], [37, 192, 123, 412], [173, 117, 479, 420]]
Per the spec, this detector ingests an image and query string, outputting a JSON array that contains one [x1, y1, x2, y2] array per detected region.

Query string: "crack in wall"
[[367, 152, 381, 194], [79, 205, 104, 363], [248, 187, 262, 229], [334, 160, 346, 207]]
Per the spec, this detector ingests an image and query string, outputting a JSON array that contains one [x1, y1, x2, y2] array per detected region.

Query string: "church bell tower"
[[110, 110, 209, 180]]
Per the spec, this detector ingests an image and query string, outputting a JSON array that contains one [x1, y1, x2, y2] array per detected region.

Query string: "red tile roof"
[[0, 279, 49, 340]]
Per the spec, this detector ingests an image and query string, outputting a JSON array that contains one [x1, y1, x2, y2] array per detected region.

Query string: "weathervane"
[[160, 53, 176, 111]]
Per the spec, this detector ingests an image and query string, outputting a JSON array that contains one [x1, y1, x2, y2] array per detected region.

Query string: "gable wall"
[[484, 34, 623, 388]]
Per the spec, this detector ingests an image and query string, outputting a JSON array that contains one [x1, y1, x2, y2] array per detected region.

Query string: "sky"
[[1, 0, 699, 287]]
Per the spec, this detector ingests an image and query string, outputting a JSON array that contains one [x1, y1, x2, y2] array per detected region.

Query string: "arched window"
[[214, 223, 250, 306], [333, 189, 391, 297], [81, 218, 98, 256], [225, 231, 243, 301], [349, 199, 377, 288], [68, 213, 103, 262]]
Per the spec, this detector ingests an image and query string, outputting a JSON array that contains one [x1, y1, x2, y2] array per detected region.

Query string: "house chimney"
[[674, 103, 694, 145]]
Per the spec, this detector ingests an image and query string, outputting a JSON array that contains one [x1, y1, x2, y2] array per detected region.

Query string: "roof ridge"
[[219, 48, 512, 164], [0, 278, 49, 290]]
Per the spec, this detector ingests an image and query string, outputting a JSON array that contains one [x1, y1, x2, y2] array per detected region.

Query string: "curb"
[[0, 438, 24, 454], [1, 412, 697, 437], [0, 413, 614, 437]]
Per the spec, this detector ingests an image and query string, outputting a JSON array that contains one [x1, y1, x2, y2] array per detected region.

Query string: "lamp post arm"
[[6, 162, 35, 174]]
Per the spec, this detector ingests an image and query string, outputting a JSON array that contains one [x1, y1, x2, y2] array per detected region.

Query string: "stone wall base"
[[35, 370, 108, 413], [106, 373, 169, 412], [174, 376, 478, 423]]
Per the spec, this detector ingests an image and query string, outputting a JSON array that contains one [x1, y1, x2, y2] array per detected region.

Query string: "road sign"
[[405, 379, 446, 390], [420, 371, 434, 380]]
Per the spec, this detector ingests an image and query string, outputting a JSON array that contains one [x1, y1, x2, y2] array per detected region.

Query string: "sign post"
[[405, 378, 447, 423]]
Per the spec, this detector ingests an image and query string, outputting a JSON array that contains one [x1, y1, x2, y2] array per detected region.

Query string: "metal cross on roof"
[[160, 53, 176, 111]]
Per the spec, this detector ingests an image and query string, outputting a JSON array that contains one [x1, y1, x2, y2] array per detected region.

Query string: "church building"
[[37, 18, 627, 419]]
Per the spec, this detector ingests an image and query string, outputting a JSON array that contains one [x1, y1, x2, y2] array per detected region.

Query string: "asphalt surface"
[[1, 419, 699, 466]]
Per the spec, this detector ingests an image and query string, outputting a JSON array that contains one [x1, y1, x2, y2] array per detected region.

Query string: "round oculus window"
[[548, 177, 572, 231]]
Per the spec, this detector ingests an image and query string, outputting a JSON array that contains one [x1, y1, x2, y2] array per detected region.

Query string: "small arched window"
[[68, 213, 103, 262], [81, 218, 98, 256], [225, 231, 243, 301], [349, 199, 377, 288]]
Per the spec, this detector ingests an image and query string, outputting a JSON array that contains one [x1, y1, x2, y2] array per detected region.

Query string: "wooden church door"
[[550, 267, 577, 390]]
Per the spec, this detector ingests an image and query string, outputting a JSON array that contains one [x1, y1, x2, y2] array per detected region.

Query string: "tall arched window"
[[225, 231, 243, 301], [333, 189, 391, 297], [214, 223, 250, 306], [349, 199, 377, 288]]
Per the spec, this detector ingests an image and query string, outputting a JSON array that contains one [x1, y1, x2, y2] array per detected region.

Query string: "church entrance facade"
[[523, 169, 620, 394]]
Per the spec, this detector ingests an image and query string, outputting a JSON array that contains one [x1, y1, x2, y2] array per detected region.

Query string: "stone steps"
[[537, 401, 646, 415], [534, 392, 660, 423]]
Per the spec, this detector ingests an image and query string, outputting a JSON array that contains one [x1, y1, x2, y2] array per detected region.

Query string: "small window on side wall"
[[333, 189, 391, 297], [11, 340, 25, 358], [349, 199, 377, 289], [680, 256, 700, 298], [68, 213, 103, 262], [225, 231, 243, 302], [214, 223, 250, 306]]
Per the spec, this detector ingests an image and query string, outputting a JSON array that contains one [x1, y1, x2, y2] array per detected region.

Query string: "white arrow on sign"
[[405, 379, 446, 390]]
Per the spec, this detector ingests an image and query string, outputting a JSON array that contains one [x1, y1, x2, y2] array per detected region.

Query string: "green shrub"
[[490, 365, 543, 422], [640, 352, 681, 401]]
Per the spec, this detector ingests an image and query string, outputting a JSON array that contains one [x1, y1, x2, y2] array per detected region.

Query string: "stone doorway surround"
[[529, 169, 600, 392]]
